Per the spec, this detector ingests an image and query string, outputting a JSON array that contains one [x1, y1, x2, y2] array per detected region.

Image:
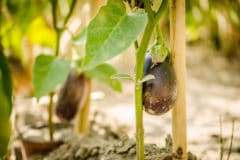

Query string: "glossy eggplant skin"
[[55, 71, 87, 121], [143, 54, 177, 115]]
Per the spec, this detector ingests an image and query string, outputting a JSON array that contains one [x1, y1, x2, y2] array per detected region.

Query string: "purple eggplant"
[[143, 54, 177, 115]]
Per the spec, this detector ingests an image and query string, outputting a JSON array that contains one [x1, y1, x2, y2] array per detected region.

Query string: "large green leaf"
[[0, 48, 12, 158], [33, 55, 70, 99], [84, 0, 147, 69], [85, 63, 122, 92]]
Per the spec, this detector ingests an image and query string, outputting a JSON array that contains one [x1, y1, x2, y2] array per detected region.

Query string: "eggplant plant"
[[81, 0, 178, 159]]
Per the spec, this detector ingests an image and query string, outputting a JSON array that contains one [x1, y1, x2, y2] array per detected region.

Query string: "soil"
[[28, 126, 196, 160]]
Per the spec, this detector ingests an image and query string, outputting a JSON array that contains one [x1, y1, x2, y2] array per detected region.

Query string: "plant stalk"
[[170, 0, 187, 159], [48, 92, 54, 141], [134, 1, 168, 159], [135, 20, 155, 160], [55, 29, 61, 56]]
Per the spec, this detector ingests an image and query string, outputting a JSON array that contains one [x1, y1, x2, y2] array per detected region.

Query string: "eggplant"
[[55, 71, 89, 121], [143, 54, 177, 115]]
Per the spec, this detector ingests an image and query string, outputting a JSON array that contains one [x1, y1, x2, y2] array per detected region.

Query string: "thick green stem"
[[135, 20, 155, 160], [134, 1, 168, 159], [48, 92, 54, 142]]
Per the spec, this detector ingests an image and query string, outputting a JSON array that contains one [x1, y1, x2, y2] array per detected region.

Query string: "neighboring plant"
[[0, 45, 12, 159], [32, 0, 123, 139]]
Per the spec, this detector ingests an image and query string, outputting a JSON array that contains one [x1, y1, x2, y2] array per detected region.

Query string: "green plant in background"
[[0, 45, 12, 159], [32, 0, 124, 138], [1, 0, 53, 66], [186, 0, 240, 58], [1, 0, 55, 97]]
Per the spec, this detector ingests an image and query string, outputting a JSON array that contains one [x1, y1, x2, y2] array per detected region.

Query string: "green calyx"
[[150, 26, 170, 64], [150, 42, 169, 64]]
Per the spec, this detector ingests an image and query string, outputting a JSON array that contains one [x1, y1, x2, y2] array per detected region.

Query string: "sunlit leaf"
[[33, 55, 70, 99], [84, 0, 147, 69], [111, 73, 134, 81], [85, 63, 122, 92]]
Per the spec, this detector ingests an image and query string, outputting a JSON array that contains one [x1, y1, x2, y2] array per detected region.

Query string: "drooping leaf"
[[111, 73, 134, 81], [141, 74, 155, 83], [0, 48, 12, 158], [33, 55, 70, 99], [72, 28, 87, 45], [85, 63, 122, 92], [84, 0, 147, 69]]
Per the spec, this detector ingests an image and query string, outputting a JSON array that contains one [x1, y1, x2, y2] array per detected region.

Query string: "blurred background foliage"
[[0, 0, 240, 97], [186, 0, 240, 58]]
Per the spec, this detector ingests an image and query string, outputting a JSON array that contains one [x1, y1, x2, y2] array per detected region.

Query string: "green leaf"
[[111, 73, 134, 81], [85, 63, 122, 92], [140, 74, 155, 83], [0, 48, 12, 158], [33, 55, 70, 99], [72, 28, 87, 45], [84, 0, 147, 69]]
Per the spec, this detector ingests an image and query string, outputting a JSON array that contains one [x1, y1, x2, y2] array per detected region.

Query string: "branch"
[[64, 0, 77, 25], [51, 0, 58, 30]]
